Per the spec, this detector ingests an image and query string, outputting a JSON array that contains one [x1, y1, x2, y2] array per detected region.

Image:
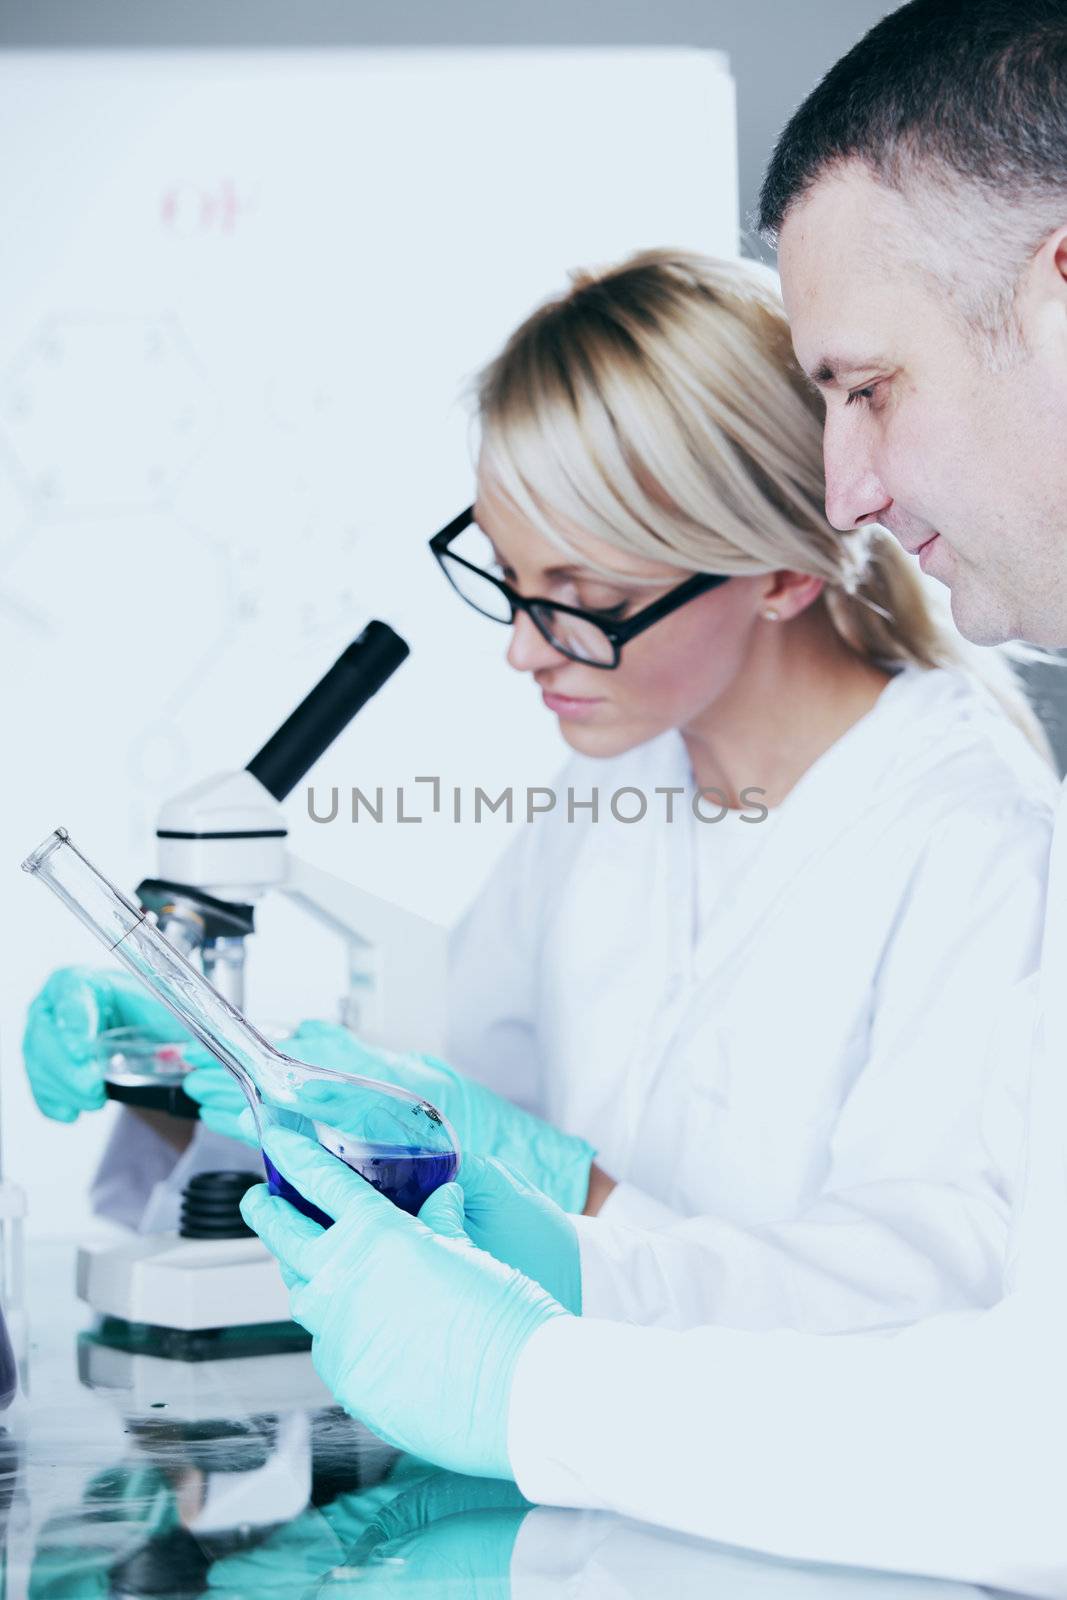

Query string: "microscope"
[[80, 619, 449, 1337], [101, 618, 446, 1115]]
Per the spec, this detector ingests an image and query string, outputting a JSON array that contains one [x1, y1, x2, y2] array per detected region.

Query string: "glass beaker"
[[21, 829, 459, 1224]]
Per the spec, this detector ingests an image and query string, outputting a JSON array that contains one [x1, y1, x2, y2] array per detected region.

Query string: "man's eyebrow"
[[804, 355, 892, 389]]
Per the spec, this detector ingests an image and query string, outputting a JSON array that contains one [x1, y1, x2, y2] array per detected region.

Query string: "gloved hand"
[[457, 1156, 582, 1315], [205, 1459, 428, 1592], [284, 1020, 596, 1213], [182, 1058, 254, 1145], [334, 1466, 530, 1599], [241, 1126, 570, 1478], [29, 1460, 178, 1599], [22, 967, 191, 1122]]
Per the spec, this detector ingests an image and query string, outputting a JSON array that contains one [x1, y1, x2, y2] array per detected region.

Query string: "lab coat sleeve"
[[573, 802, 1050, 1332], [446, 759, 593, 1114], [91, 1106, 263, 1232], [509, 1499, 989, 1598], [446, 829, 544, 1110], [90, 1106, 184, 1231], [506, 1289, 1067, 1595]]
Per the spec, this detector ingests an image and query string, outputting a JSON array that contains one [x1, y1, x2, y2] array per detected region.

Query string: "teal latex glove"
[[205, 1461, 427, 1592], [29, 1461, 177, 1599], [241, 1125, 570, 1478], [333, 1467, 529, 1599], [22, 966, 191, 1122], [458, 1155, 582, 1315], [182, 1056, 254, 1144], [287, 1020, 596, 1212]]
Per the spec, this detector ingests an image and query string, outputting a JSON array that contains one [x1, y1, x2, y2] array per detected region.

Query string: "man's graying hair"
[[758, 0, 1067, 349]]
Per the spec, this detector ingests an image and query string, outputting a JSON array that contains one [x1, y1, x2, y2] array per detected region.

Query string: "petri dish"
[[96, 1025, 196, 1090]]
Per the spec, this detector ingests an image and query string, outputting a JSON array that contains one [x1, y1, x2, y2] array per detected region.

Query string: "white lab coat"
[[92, 1109, 264, 1234], [511, 1506, 994, 1600], [449, 665, 1055, 1332], [504, 777, 1067, 1596], [97, 666, 1054, 1339]]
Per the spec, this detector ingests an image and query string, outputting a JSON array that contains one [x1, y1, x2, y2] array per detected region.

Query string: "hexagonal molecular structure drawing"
[[0, 314, 214, 515]]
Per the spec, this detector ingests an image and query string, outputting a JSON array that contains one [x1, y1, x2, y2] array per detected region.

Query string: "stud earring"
[[763, 608, 780, 621]]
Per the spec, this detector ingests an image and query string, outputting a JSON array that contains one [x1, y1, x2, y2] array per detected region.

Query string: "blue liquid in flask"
[[263, 1144, 459, 1228]]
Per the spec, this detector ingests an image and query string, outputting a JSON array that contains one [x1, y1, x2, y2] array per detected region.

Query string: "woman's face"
[[474, 474, 777, 759]]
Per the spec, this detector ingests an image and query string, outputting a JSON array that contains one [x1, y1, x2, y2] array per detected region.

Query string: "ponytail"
[[828, 529, 1054, 765]]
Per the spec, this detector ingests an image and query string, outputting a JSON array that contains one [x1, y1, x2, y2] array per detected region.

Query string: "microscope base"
[[77, 1334, 326, 1415], [76, 1234, 294, 1332]]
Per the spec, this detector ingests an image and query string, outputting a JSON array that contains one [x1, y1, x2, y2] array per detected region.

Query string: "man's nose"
[[822, 413, 892, 531], [506, 609, 566, 672]]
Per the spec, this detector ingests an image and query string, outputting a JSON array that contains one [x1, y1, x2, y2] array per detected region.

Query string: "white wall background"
[[0, 48, 738, 1236]]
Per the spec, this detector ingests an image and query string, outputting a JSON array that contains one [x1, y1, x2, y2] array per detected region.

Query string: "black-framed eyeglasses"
[[429, 505, 729, 670]]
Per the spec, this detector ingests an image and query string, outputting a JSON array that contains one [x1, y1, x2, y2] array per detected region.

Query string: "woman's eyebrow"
[[544, 561, 629, 581], [478, 526, 644, 586], [529, 558, 647, 586]]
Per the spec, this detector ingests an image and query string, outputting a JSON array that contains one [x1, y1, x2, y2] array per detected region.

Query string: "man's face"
[[778, 164, 1067, 646]]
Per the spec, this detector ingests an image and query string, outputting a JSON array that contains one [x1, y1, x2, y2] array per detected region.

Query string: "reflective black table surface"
[[0, 1244, 1016, 1598]]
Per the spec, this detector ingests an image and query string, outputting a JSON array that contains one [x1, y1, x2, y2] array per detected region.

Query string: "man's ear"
[[1051, 224, 1067, 290]]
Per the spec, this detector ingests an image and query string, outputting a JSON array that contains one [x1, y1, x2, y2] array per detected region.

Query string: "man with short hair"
[[763, 0, 1067, 654], [241, 5, 1067, 1590]]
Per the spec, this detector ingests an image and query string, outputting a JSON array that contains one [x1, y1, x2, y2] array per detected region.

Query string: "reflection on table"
[[0, 1245, 1004, 1599]]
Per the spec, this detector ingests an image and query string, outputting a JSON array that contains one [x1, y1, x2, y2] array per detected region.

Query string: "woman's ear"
[[759, 570, 825, 621]]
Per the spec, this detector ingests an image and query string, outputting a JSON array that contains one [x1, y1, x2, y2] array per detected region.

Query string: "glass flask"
[[21, 829, 459, 1224]]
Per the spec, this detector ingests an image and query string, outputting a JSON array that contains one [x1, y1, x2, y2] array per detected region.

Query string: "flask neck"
[[22, 829, 279, 1107]]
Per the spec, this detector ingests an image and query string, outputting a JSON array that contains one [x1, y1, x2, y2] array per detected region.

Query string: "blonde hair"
[[476, 248, 1052, 762]]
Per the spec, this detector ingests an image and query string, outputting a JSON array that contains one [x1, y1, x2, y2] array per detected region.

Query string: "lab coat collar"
[[679, 666, 933, 984]]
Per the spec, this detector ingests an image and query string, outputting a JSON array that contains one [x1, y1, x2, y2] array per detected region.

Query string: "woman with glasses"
[[30, 252, 1055, 1334], [284, 247, 1056, 1328]]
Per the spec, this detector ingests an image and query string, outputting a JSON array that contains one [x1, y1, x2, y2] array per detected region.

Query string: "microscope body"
[[146, 765, 447, 1052], [82, 622, 446, 1335]]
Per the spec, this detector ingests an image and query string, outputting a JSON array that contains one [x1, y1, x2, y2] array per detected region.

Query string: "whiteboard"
[[0, 48, 738, 1235]]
